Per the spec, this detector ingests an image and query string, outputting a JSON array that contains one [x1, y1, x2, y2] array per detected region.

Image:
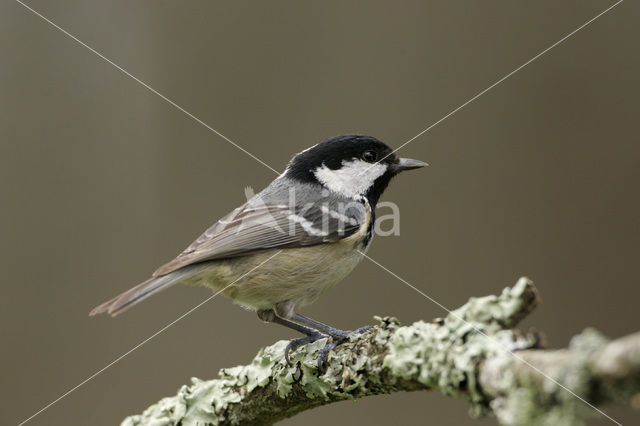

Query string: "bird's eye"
[[362, 150, 378, 163]]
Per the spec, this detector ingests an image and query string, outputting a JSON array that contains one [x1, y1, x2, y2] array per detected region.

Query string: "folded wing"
[[153, 199, 364, 277]]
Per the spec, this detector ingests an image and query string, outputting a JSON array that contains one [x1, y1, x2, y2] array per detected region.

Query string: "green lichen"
[[383, 277, 539, 409], [489, 328, 609, 426], [122, 279, 548, 425], [120, 335, 367, 425], [122, 341, 291, 426]]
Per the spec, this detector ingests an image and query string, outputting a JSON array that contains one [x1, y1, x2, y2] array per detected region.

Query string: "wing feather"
[[153, 200, 364, 276]]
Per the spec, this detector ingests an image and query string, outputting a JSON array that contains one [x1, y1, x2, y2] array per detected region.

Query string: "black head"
[[284, 134, 425, 206]]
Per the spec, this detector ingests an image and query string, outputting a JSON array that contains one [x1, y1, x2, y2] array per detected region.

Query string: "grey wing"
[[153, 200, 365, 276]]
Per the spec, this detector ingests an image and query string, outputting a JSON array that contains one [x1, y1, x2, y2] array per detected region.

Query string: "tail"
[[89, 265, 204, 317]]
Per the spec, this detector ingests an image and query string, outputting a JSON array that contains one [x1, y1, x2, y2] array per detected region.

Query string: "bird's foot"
[[326, 325, 371, 340], [316, 325, 371, 372], [284, 325, 372, 372], [284, 333, 326, 366]]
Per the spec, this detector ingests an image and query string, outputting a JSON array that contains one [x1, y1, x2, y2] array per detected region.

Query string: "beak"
[[393, 157, 428, 172]]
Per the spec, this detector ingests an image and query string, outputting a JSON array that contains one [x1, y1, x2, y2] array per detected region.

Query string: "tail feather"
[[89, 265, 204, 317]]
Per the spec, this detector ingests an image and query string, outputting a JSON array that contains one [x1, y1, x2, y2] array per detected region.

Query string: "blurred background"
[[1, 1, 638, 425]]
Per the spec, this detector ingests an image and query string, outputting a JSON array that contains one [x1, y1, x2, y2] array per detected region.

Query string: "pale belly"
[[183, 236, 368, 311]]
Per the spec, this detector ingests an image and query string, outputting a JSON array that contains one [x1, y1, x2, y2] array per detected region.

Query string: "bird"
[[90, 134, 426, 369]]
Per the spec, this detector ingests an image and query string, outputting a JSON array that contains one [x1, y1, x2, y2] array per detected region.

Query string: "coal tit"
[[91, 134, 426, 368]]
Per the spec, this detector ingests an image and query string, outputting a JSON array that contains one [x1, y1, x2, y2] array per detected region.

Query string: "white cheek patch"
[[313, 159, 387, 198]]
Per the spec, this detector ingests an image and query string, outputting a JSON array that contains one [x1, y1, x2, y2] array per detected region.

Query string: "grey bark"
[[121, 278, 640, 426]]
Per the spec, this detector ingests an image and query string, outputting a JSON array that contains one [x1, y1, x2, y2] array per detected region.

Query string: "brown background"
[[1, 1, 638, 425]]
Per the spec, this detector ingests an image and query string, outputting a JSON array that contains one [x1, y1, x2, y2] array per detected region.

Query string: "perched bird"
[[91, 134, 425, 368]]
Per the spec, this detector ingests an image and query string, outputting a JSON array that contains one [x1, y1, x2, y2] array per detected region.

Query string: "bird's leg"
[[291, 312, 371, 372], [257, 309, 326, 365], [290, 312, 371, 371], [292, 313, 371, 340], [263, 304, 371, 371]]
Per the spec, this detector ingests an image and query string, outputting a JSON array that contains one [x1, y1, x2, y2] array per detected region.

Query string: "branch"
[[121, 278, 640, 426]]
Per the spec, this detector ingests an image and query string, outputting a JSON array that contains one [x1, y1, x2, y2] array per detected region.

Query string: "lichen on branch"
[[121, 278, 640, 426]]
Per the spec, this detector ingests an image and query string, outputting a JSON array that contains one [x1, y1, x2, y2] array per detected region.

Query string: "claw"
[[317, 339, 339, 372], [284, 333, 325, 366], [326, 325, 371, 341], [317, 325, 372, 373], [353, 325, 371, 334], [283, 325, 372, 372]]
